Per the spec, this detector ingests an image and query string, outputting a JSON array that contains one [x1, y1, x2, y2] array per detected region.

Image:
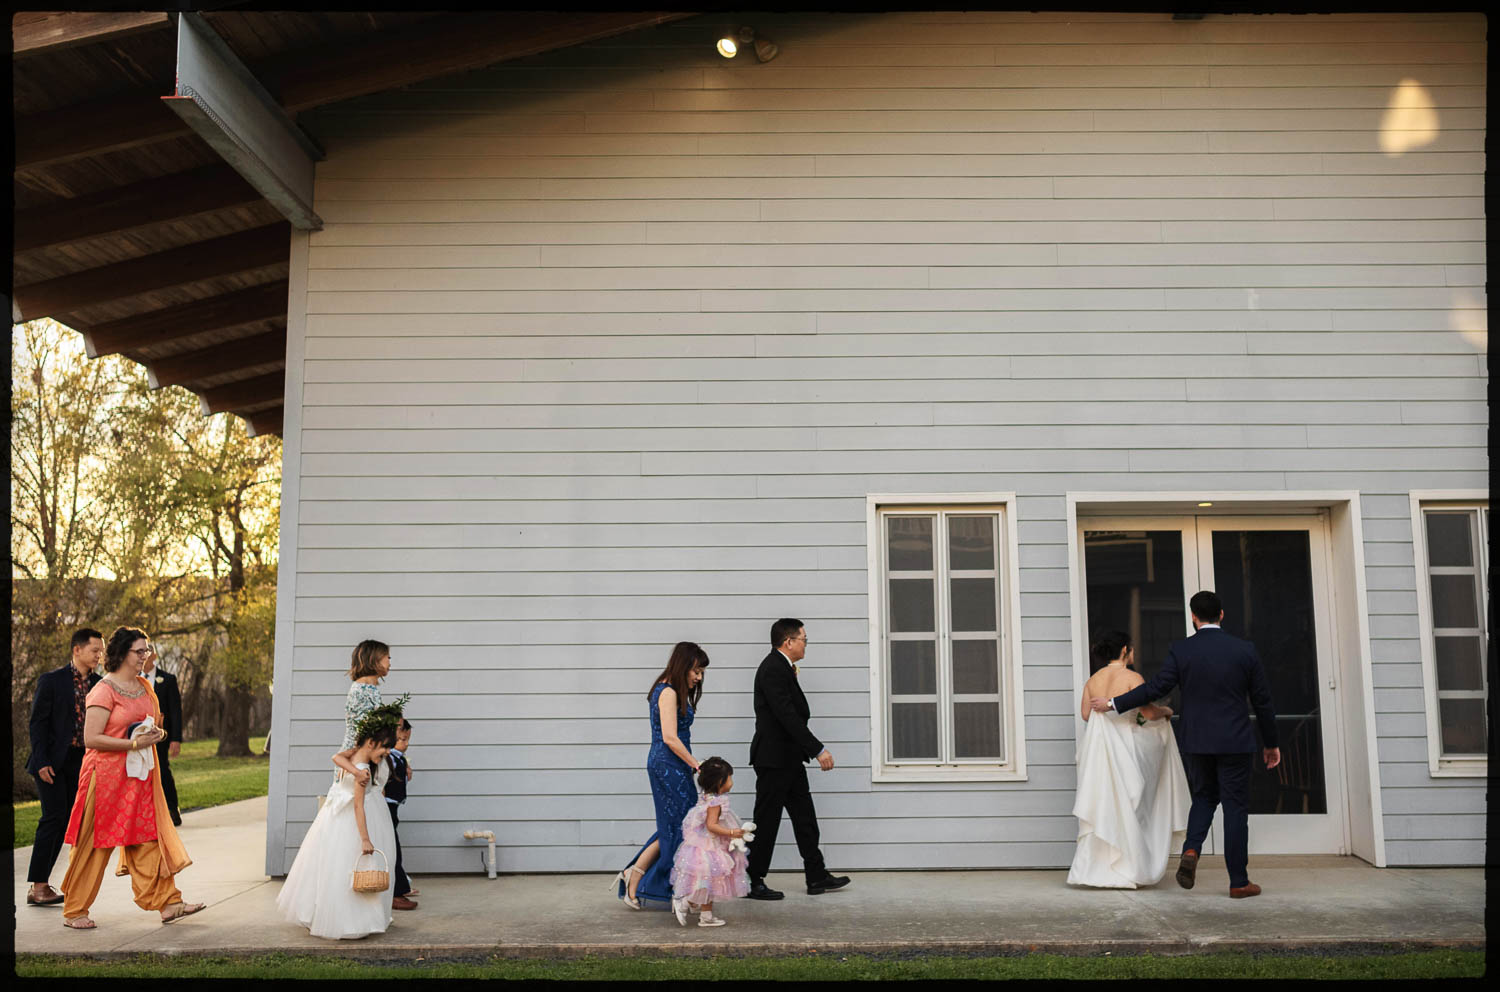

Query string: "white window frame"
[[866, 493, 1025, 783], [1410, 490, 1489, 777]]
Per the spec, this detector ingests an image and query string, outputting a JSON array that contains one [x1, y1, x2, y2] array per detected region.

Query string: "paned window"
[[870, 499, 1023, 781], [1415, 500, 1489, 773]]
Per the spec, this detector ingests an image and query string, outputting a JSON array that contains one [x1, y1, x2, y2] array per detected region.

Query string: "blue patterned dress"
[[618, 682, 696, 907]]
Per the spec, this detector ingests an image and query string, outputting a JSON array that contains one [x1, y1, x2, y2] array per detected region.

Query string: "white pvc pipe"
[[462, 829, 497, 878]]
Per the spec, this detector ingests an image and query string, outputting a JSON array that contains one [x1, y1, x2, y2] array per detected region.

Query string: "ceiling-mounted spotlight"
[[717, 25, 777, 62]]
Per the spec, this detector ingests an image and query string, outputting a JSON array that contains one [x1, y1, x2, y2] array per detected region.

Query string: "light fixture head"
[[718, 26, 775, 61], [1198, 502, 1213, 507]]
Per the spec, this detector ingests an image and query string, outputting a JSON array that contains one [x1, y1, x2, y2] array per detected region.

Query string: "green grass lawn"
[[12, 950, 1485, 980], [13, 736, 267, 849]]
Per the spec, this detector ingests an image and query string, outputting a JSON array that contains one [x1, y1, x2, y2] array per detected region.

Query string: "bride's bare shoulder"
[[1087, 666, 1145, 696]]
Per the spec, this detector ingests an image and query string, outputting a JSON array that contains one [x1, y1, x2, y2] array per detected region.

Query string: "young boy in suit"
[[385, 718, 418, 909]]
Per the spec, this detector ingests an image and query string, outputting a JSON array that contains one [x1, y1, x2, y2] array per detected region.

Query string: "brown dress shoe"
[[392, 895, 419, 910], [27, 885, 65, 906], [1175, 849, 1199, 890], [1230, 882, 1262, 899]]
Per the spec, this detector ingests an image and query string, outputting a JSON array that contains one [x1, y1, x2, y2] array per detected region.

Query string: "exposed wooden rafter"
[[199, 371, 284, 414], [14, 164, 262, 253], [245, 406, 284, 438], [13, 223, 290, 322], [12, 11, 171, 56], [16, 12, 694, 170], [266, 11, 694, 111], [15, 97, 186, 171], [146, 328, 288, 389], [81, 280, 289, 357]]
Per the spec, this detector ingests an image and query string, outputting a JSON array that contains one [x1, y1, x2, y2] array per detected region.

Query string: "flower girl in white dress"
[[1069, 631, 1190, 888], [277, 699, 406, 939]]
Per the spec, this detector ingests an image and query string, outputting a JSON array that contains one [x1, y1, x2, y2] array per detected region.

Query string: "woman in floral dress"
[[343, 640, 392, 750]]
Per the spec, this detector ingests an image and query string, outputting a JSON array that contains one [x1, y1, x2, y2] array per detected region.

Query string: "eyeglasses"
[[791, 635, 808, 644], [129, 646, 156, 657]]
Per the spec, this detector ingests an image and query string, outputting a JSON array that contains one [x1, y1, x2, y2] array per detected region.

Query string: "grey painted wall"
[[265, 11, 1487, 874]]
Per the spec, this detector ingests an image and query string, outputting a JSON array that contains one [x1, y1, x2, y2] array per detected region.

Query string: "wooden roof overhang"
[[12, 11, 694, 437]]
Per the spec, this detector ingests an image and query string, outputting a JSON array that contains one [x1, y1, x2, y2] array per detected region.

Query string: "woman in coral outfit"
[[60, 626, 204, 929]]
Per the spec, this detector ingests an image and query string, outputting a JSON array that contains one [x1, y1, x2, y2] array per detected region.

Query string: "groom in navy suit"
[[1091, 590, 1280, 898]]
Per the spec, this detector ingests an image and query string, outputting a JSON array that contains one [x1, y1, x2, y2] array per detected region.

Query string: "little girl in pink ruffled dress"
[[669, 757, 749, 927]]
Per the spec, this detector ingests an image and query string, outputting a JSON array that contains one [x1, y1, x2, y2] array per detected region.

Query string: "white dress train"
[[1068, 710, 1191, 888], [277, 760, 397, 939]]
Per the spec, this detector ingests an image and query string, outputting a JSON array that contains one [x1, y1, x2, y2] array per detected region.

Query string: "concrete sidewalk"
[[14, 796, 1485, 959]]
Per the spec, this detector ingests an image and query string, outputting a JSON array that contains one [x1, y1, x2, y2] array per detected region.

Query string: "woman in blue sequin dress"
[[612, 642, 710, 909]]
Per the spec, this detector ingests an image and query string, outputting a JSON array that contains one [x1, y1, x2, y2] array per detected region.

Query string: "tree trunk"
[[215, 491, 254, 758], [216, 682, 254, 757]]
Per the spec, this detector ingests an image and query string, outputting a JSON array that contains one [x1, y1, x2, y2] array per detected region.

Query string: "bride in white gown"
[[1069, 631, 1190, 888]]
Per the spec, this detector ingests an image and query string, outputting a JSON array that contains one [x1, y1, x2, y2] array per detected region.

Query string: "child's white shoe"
[[698, 910, 726, 927], [672, 897, 690, 926]]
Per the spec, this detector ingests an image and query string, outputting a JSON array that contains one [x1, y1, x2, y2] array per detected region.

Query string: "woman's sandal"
[[62, 916, 96, 930], [160, 902, 205, 924], [608, 864, 646, 909]]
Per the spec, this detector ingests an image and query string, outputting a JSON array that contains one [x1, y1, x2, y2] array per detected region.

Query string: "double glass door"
[[1081, 515, 1346, 855]]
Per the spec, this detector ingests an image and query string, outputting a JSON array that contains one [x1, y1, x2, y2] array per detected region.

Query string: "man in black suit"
[[25, 628, 103, 906], [141, 650, 184, 826], [1092, 590, 1281, 899], [746, 618, 850, 899]]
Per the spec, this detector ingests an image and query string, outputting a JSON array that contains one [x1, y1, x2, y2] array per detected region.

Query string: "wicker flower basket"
[[351, 850, 389, 893]]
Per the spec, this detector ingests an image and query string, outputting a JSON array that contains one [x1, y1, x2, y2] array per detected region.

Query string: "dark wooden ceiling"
[[12, 11, 693, 437]]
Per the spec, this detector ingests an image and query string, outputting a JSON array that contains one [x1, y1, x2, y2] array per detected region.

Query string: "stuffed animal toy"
[[728, 820, 757, 854]]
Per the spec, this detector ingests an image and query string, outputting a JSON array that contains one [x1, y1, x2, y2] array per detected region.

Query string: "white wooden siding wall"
[[273, 11, 1487, 873], [1361, 495, 1486, 865]]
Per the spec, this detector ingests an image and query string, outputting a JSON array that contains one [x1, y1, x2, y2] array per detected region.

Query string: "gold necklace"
[[106, 675, 145, 697]]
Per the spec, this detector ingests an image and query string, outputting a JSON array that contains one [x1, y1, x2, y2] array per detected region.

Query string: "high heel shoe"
[[608, 864, 645, 909]]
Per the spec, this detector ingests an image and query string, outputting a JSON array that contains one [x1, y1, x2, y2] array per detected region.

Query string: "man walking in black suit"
[[141, 650, 184, 826], [25, 628, 103, 906], [1092, 590, 1281, 899], [746, 618, 850, 899]]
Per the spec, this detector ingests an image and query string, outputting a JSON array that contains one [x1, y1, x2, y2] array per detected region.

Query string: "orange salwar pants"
[[61, 779, 181, 920]]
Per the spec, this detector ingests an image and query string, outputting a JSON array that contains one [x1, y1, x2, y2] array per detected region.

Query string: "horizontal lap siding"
[[272, 11, 1487, 873], [1360, 492, 1486, 866]]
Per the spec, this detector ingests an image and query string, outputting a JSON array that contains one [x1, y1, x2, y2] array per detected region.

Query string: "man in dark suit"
[[141, 650, 183, 826], [25, 628, 103, 906], [1092, 590, 1281, 899], [746, 618, 850, 899]]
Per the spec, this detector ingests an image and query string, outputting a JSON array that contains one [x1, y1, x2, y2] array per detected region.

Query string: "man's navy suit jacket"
[[1112, 627, 1279, 754], [27, 663, 100, 775]]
